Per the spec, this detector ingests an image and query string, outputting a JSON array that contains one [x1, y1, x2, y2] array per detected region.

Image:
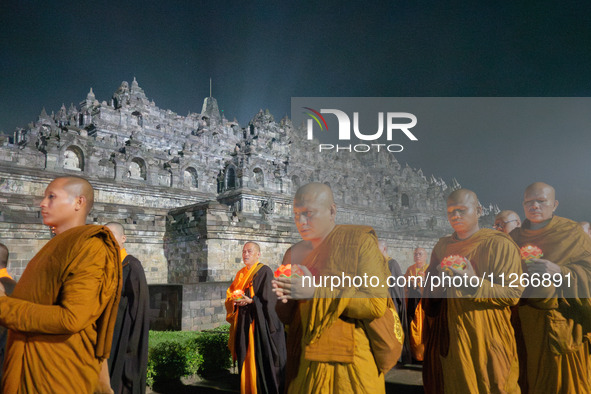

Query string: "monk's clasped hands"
[[272, 265, 315, 302], [235, 294, 253, 307], [525, 258, 561, 276]]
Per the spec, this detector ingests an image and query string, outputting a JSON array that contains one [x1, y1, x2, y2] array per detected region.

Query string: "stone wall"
[[0, 79, 498, 331], [165, 195, 298, 284], [0, 165, 203, 283], [182, 282, 231, 331]]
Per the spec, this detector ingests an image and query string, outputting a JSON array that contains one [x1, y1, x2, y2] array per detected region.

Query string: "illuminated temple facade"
[[0, 79, 497, 329]]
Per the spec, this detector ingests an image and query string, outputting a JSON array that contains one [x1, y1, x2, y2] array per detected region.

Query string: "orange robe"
[[278, 225, 390, 394], [225, 262, 286, 394], [423, 229, 523, 393], [0, 225, 121, 394], [0, 269, 13, 280], [226, 263, 262, 393], [404, 263, 427, 361], [510, 216, 591, 393]]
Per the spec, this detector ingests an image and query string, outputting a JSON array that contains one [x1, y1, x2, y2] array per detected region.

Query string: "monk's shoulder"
[[125, 255, 147, 276], [434, 234, 454, 249], [508, 226, 521, 242], [553, 215, 580, 232], [51, 225, 110, 257], [257, 263, 273, 275], [335, 225, 379, 247], [478, 228, 519, 251], [335, 224, 376, 236], [124, 254, 142, 267], [429, 236, 453, 261], [283, 240, 314, 264]]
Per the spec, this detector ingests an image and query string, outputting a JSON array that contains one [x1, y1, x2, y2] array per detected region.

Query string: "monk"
[[493, 209, 526, 390], [404, 247, 428, 362], [225, 242, 286, 394], [510, 182, 591, 393], [494, 210, 522, 234], [0, 243, 16, 298], [0, 176, 121, 393], [0, 243, 16, 382], [98, 222, 150, 394], [422, 189, 523, 393], [378, 241, 411, 364], [274, 183, 392, 393]]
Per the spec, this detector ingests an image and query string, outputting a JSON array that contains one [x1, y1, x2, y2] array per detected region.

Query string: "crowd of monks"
[[227, 181, 590, 394], [0, 174, 588, 393]]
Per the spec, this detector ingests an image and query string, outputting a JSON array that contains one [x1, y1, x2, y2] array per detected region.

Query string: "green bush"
[[194, 324, 232, 378], [147, 330, 201, 387], [146, 326, 232, 387]]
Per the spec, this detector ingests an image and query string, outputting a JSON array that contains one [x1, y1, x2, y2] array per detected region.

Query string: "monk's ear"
[[329, 203, 337, 220], [553, 199, 559, 212], [74, 195, 86, 212], [121, 234, 127, 245], [476, 204, 483, 217]]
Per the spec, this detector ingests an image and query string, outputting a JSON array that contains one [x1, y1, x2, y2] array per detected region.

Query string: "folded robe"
[[511, 216, 591, 394], [0, 225, 121, 394]]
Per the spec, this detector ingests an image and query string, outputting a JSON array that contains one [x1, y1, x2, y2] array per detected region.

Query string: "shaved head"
[[446, 188, 482, 240], [0, 243, 8, 268], [496, 210, 520, 221], [55, 176, 95, 215], [294, 183, 334, 208], [525, 182, 556, 201], [293, 182, 337, 248], [523, 182, 558, 226], [105, 222, 126, 249], [447, 189, 479, 208], [244, 241, 261, 253], [494, 210, 521, 234], [40, 176, 95, 234], [242, 241, 261, 267], [105, 222, 125, 237]]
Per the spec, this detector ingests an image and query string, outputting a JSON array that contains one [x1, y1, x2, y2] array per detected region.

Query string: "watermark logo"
[[303, 107, 418, 153], [303, 107, 329, 135]]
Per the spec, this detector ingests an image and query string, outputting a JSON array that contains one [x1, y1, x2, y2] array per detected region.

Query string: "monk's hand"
[[272, 279, 289, 303], [448, 263, 478, 295], [94, 359, 114, 394], [448, 261, 477, 279], [273, 265, 315, 300], [235, 294, 253, 307], [526, 258, 561, 276]]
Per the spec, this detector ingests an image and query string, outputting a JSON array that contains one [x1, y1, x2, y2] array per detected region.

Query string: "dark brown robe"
[[108, 254, 150, 394]]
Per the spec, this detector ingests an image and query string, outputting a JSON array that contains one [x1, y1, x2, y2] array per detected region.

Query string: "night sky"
[[1, 1, 590, 220]]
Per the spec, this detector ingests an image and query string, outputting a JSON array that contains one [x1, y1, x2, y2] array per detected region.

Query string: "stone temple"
[[0, 79, 498, 329]]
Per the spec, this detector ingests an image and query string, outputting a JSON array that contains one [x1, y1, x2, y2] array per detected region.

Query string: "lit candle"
[[520, 245, 543, 263], [274, 263, 305, 278], [231, 289, 245, 301], [440, 255, 470, 271]]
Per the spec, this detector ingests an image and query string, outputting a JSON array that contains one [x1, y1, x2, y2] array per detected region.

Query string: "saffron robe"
[[225, 263, 286, 394], [423, 228, 523, 394], [510, 216, 591, 393], [0, 225, 121, 394], [0, 272, 16, 382], [387, 257, 412, 364], [277, 225, 390, 394], [404, 262, 427, 362], [108, 252, 150, 394]]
